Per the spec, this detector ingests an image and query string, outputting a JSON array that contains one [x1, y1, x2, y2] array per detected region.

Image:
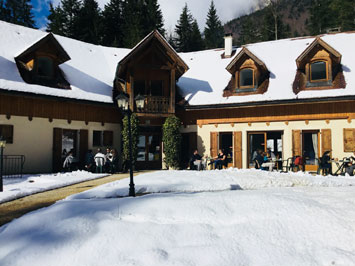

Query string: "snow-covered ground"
[[1, 169, 355, 266], [0, 171, 108, 203]]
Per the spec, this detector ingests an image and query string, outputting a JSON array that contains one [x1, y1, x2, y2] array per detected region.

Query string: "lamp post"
[[0, 138, 6, 192], [116, 92, 145, 197]]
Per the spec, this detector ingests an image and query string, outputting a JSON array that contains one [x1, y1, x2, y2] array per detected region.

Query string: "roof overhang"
[[116, 30, 189, 80], [226, 47, 268, 74], [15, 33, 71, 64], [296, 37, 342, 68]]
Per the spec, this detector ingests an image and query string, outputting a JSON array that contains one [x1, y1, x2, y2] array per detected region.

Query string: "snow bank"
[[0, 171, 108, 203], [68, 168, 355, 200], [0, 173, 355, 265]]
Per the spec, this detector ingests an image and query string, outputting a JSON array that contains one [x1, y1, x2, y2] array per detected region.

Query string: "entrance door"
[[302, 130, 320, 172], [248, 131, 283, 168], [248, 132, 266, 167], [136, 129, 162, 170]]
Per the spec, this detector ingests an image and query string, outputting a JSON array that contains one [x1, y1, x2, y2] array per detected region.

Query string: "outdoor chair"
[[317, 158, 331, 175], [280, 157, 292, 173]]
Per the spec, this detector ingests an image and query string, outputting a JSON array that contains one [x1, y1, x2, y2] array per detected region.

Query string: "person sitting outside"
[[111, 149, 119, 174], [84, 149, 95, 173], [94, 148, 106, 173], [104, 148, 113, 173], [345, 151, 355, 176], [253, 149, 264, 170], [214, 149, 227, 170], [190, 149, 206, 171], [63, 151, 74, 172], [261, 150, 275, 171], [319, 151, 332, 175]]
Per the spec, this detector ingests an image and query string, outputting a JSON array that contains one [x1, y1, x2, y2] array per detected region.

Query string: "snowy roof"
[[1, 21, 355, 106], [0, 21, 130, 103], [177, 32, 355, 107]]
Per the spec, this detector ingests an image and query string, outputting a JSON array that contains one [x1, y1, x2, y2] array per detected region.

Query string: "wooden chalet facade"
[[0, 21, 355, 173]]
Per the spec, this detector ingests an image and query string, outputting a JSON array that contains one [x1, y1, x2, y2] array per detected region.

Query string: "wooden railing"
[[137, 96, 170, 113]]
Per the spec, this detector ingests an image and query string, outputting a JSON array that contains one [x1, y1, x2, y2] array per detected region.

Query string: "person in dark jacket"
[[320, 151, 332, 175], [214, 149, 227, 170], [345, 151, 355, 176], [84, 150, 95, 173], [190, 149, 206, 170], [254, 149, 264, 170]]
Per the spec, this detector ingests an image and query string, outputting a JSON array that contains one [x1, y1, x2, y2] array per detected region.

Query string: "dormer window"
[[293, 37, 345, 93], [239, 68, 254, 88], [36, 56, 54, 78], [15, 33, 71, 90], [310, 60, 327, 82], [224, 47, 269, 97]]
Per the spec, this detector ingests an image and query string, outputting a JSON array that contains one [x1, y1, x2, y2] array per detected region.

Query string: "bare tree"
[[263, 0, 281, 40]]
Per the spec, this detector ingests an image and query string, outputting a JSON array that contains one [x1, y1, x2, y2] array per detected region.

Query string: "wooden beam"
[[170, 68, 176, 113]]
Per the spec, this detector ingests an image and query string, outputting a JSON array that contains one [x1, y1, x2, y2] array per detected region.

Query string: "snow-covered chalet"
[[0, 21, 354, 173]]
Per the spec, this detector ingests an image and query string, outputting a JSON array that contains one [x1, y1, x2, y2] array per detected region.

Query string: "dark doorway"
[[136, 127, 162, 170]]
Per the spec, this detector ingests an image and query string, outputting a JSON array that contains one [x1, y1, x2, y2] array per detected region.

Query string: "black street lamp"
[[115, 92, 145, 197], [0, 137, 6, 192]]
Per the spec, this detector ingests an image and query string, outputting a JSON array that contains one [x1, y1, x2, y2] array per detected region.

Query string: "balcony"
[[136, 96, 171, 114]]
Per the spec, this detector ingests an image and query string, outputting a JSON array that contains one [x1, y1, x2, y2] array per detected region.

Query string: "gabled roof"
[[116, 30, 189, 80], [296, 37, 342, 68], [15, 33, 71, 64], [226, 47, 267, 74]]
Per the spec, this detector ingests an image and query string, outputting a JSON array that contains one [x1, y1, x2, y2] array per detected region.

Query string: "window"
[[239, 68, 254, 87], [344, 129, 355, 152], [36, 56, 54, 78], [310, 61, 327, 82], [134, 80, 145, 96], [0, 125, 13, 144], [93, 130, 113, 146], [151, 80, 163, 96]]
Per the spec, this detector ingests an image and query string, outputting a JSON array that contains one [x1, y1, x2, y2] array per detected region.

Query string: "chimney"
[[224, 33, 233, 58]]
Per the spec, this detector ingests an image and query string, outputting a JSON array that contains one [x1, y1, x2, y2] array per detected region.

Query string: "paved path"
[[0, 172, 146, 227]]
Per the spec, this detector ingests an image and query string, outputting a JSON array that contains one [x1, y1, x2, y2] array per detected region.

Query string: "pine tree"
[[75, 0, 102, 44], [1, 0, 35, 28], [239, 16, 260, 45], [101, 0, 124, 47], [174, 4, 194, 52], [204, 1, 224, 49], [330, 0, 355, 31], [47, 3, 66, 35], [142, 0, 165, 36], [308, 0, 334, 35], [47, 0, 82, 38], [190, 19, 204, 51], [122, 0, 143, 48]]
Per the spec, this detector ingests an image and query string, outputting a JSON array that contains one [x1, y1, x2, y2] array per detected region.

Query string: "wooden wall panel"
[[0, 94, 121, 123], [321, 129, 332, 156], [233, 131, 242, 169], [210, 132, 218, 157], [292, 130, 302, 157]]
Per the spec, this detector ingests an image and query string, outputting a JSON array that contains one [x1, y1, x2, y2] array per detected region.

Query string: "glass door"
[[247, 132, 266, 168]]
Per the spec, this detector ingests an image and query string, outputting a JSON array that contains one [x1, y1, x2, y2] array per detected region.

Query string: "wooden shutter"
[[233, 131, 242, 169], [210, 132, 219, 157], [292, 130, 302, 157], [52, 128, 62, 172], [79, 129, 88, 167], [321, 129, 332, 156], [344, 129, 355, 152]]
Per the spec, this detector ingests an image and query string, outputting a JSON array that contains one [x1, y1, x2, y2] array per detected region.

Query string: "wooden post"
[[170, 69, 175, 113], [129, 75, 134, 112]]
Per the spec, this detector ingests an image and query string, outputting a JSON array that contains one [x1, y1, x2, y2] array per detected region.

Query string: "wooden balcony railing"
[[137, 96, 170, 113]]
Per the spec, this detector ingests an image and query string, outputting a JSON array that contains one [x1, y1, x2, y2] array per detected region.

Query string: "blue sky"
[[31, 0, 50, 30]]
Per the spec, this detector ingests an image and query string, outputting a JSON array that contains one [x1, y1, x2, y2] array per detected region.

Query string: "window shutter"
[[321, 129, 332, 156], [292, 130, 302, 157], [344, 129, 355, 152], [210, 132, 219, 158], [52, 128, 62, 172], [233, 131, 242, 169]]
